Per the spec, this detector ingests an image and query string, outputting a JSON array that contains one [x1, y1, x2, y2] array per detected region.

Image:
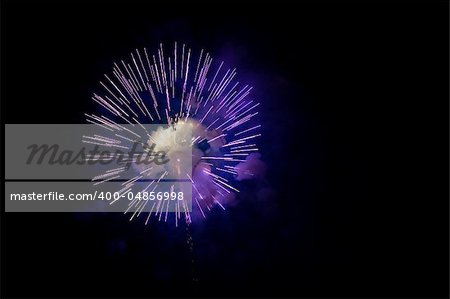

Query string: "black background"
[[1, 1, 449, 298]]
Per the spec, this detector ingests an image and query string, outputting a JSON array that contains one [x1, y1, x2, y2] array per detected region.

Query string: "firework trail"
[[83, 42, 262, 224]]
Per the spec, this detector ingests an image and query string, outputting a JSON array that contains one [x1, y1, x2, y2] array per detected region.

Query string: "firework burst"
[[84, 42, 261, 225]]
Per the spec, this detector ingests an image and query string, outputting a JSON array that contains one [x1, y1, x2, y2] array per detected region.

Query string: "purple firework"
[[84, 42, 262, 225]]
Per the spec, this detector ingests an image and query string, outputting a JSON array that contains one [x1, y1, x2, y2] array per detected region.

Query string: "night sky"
[[1, 1, 448, 298]]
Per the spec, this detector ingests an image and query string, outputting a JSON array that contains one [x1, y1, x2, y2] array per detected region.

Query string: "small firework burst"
[[84, 42, 261, 225]]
